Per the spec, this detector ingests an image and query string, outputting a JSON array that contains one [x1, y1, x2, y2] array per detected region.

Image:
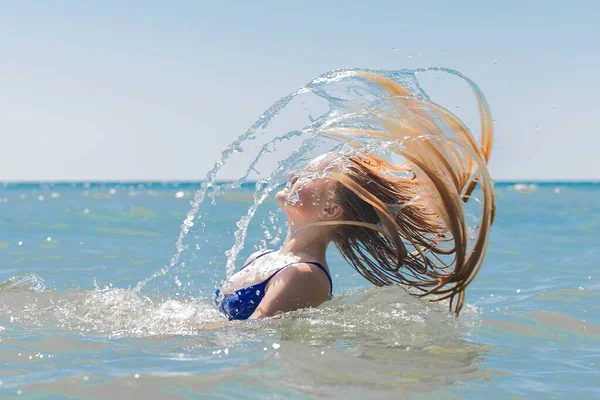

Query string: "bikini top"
[[215, 250, 333, 321]]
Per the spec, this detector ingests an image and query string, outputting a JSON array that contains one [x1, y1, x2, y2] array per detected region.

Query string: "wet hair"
[[322, 72, 495, 315]]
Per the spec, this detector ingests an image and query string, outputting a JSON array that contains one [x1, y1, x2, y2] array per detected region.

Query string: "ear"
[[318, 203, 343, 221]]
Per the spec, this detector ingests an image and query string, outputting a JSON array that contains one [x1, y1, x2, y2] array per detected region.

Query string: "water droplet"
[[440, 49, 444, 54], [535, 126, 539, 130], [18, 241, 23, 246], [17, 390, 22, 395], [134, 374, 140, 379], [51, 192, 60, 198], [408, 54, 412, 58], [516, 289, 521, 293], [108, 188, 117, 195], [46, 237, 52, 242], [175, 191, 185, 199], [417, 53, 422, 56], [392, 46, 397, 51], [38, 195, 44, 201], [84, 208, 90, 214], [455, 106, 460, 109]]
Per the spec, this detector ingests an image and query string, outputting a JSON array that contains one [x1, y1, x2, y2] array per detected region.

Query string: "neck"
[[279, 223, 330, 260]]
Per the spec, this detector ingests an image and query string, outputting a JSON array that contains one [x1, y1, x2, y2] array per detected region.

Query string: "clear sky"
[[1, 0, 598, 181]]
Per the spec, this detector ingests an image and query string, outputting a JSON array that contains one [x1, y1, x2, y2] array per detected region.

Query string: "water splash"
[[0, 273, 46, 292], [0, 279, 474, 341], [133, 86, 307, 293], [135, 67, 490, 292]]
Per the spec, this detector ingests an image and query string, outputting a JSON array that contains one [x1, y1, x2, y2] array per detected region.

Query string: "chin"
[[275, 190, 295, 213]]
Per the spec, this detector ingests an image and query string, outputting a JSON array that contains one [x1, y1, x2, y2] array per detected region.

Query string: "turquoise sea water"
[[0, 181, 599, 399]]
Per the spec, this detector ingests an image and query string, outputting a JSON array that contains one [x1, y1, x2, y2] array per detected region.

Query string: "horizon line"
[[2, 179, 599, 185]]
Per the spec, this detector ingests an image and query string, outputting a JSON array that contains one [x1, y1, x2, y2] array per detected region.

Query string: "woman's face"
[[275, 154, 340, 223]]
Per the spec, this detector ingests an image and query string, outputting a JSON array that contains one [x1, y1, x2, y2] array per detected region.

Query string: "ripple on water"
[[0, 279, 492, 397]]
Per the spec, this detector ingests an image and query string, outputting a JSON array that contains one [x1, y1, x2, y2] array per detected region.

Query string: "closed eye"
[[286, 170, 299, 185]]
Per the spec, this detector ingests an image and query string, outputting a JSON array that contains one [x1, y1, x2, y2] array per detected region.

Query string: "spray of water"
[[132, 88, 307, 293], [135, 67, 490, 294]]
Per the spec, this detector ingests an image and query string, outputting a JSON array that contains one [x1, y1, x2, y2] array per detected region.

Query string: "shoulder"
[[268, 262, 330, 293], [243, 249, 272, 265], [249, 263, 331, 319]]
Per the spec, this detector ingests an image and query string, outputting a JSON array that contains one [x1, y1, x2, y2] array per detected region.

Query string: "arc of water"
[[133, 72, 348, 293], [133, 91, 305, 293], [134, 66, 487, 294]]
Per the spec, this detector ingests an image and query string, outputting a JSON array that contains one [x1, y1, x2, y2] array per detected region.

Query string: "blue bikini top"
[[215, 250, 333, 321]]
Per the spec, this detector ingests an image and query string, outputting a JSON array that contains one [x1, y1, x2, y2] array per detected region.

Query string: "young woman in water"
[[216, 72, 495, 320]]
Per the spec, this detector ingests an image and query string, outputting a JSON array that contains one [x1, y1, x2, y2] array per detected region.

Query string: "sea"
[[0, 181, 598, 399]]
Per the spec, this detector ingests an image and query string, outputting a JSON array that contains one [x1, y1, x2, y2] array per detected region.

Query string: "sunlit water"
[[0, 182, 598, 399], [1, 67, 597, 398]]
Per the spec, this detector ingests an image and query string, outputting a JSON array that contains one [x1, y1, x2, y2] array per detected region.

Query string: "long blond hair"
[[320, 71, 495, 315]]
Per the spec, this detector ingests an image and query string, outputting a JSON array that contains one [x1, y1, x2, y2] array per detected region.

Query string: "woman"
[[216, 71, 495, 320]]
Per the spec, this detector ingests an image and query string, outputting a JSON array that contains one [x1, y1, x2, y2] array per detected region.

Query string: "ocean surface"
[[0, 181, 598, 399]]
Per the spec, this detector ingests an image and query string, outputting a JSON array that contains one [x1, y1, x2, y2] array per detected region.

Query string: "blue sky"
[[0, 0, 598, 181]]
